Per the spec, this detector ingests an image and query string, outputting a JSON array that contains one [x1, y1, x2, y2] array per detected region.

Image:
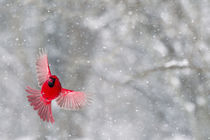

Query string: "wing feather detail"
[[26, 86, 54, 123], [56, 88, 91, 110], [36, 48, 51, 87]]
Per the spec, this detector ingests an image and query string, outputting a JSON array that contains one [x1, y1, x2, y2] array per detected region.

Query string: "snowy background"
[[0, 0, 210, 140]]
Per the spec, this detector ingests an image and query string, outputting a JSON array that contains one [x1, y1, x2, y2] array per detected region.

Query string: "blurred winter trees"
[[0, 0, 210, 139]]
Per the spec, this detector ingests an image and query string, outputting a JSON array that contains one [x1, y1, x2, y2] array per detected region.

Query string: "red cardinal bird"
[[26, 49, 90, 123]]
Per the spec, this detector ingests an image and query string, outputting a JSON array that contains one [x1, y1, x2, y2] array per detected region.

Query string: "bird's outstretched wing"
[[36, 48, 51, 87], [26, 86, 54, 123], [56, 88, 91, 110]]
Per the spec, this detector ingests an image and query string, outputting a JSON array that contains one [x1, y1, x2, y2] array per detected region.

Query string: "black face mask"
[[48, 77, 56, 87]]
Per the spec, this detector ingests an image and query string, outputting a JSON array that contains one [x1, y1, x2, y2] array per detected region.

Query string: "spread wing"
[[26, 86, 54, 123], [36, 48, 51, 87], [56, 88, 91, 110]]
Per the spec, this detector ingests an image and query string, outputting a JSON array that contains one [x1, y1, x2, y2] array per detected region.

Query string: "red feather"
[[56, 88, 90, 110], [36, 48, 51, 87], [26, 86, 54, 123]]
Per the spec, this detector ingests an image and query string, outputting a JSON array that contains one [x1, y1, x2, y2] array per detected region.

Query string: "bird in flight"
[[26, 49, 90, 123]]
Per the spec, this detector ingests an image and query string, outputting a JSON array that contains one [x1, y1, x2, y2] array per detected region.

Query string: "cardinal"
[[26, 49, 90, 123]]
